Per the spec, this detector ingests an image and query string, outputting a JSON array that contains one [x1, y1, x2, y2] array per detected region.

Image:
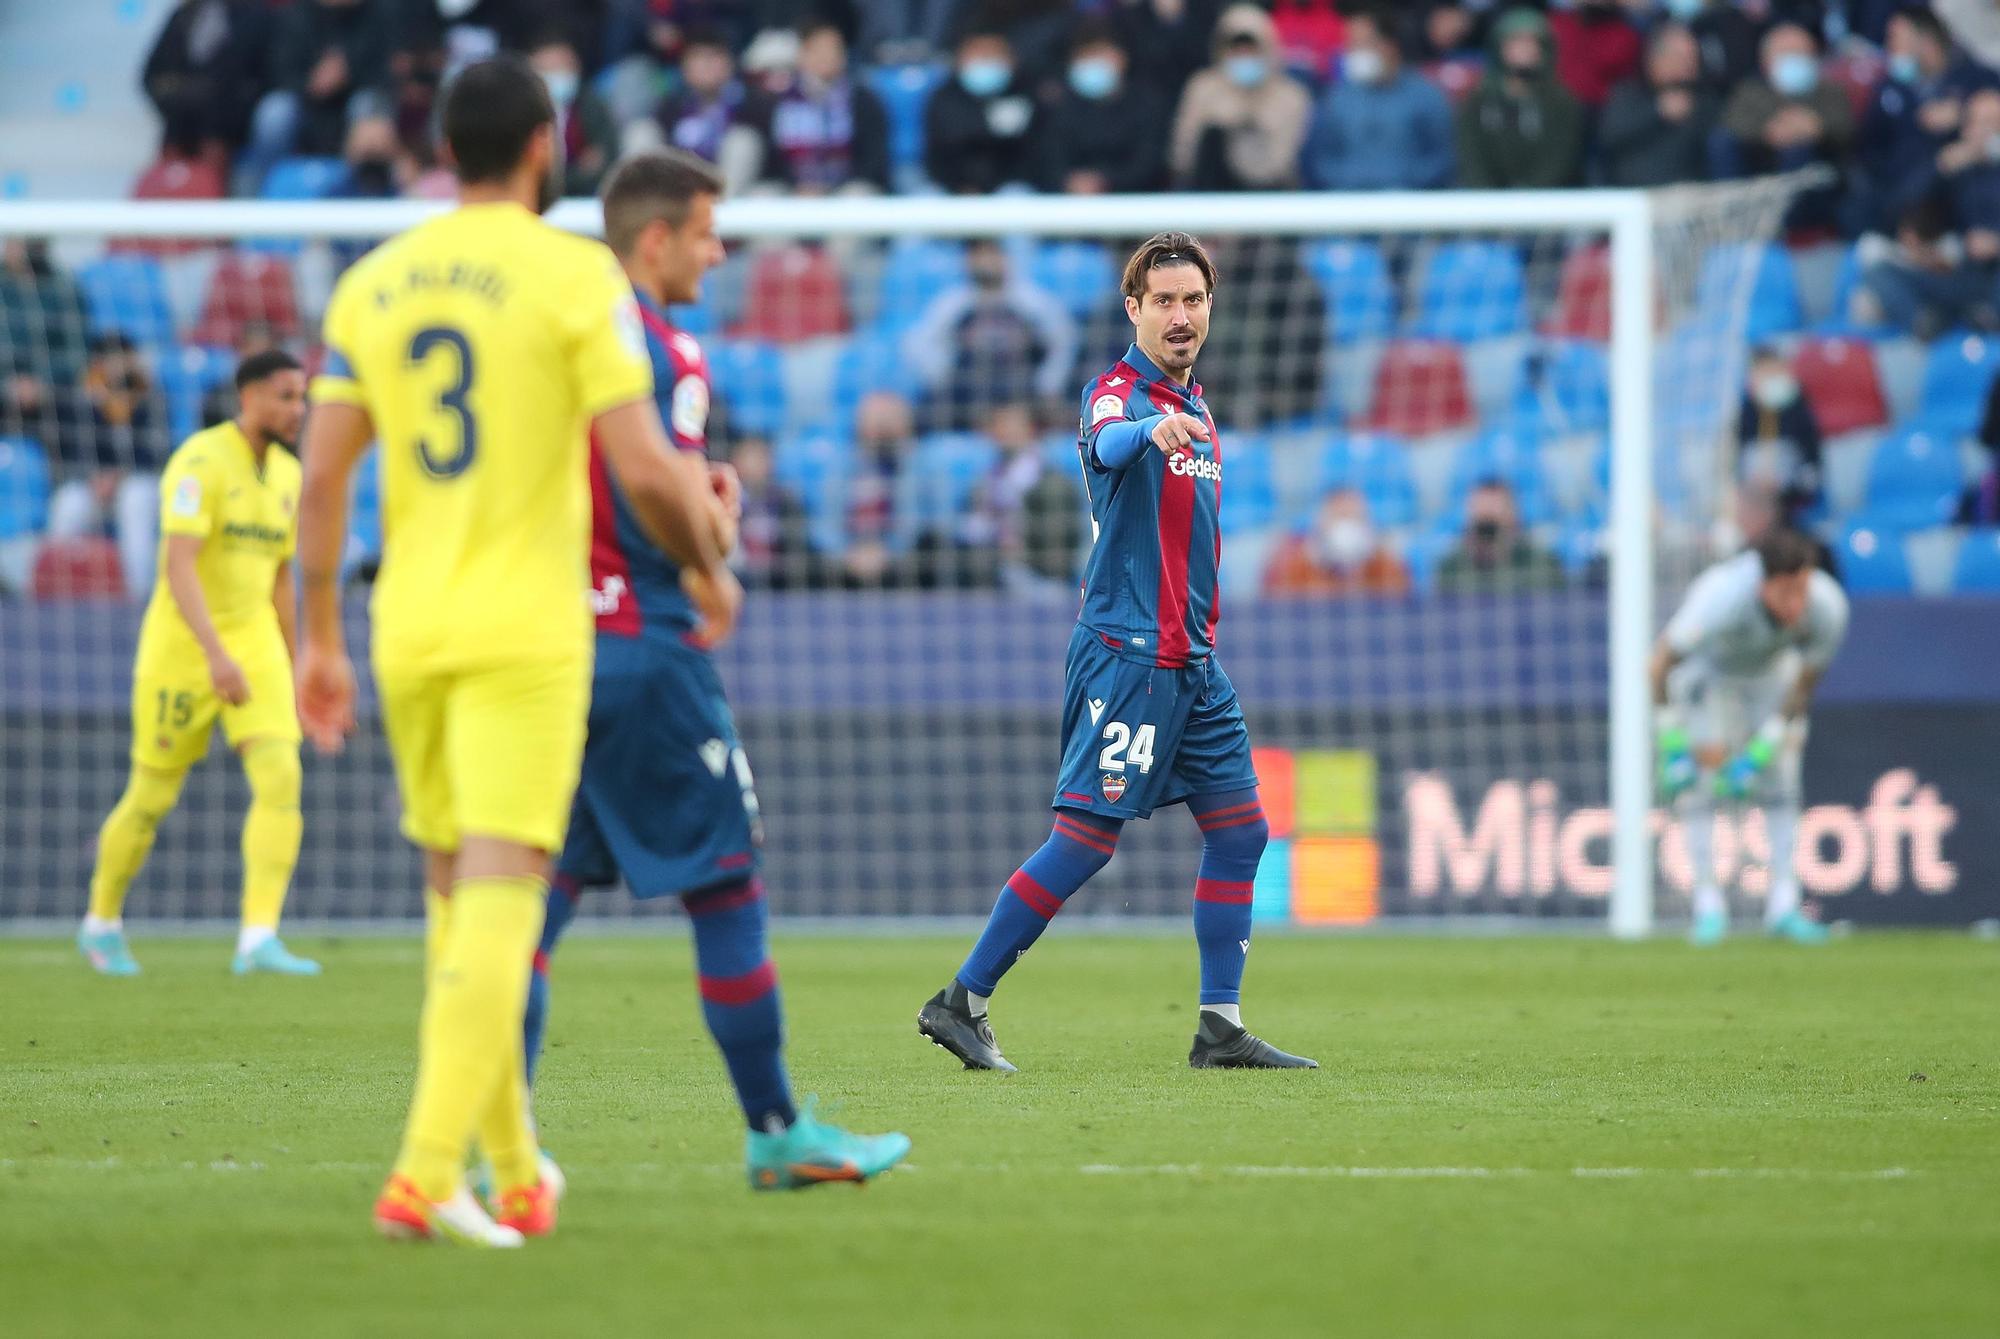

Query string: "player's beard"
[[536, 133, 566, 214]]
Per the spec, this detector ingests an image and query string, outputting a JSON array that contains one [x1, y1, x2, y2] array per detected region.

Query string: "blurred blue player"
[[917, 232, 1316, 1073], [523, 149, 908, 1190]]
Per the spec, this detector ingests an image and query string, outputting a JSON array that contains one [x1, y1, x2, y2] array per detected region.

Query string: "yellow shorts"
[[375, 653, 591, 855], [130, 633, 299, 771]]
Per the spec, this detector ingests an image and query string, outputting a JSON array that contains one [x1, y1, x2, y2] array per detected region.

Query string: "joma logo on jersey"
[[1167, 453, 1222, 482]]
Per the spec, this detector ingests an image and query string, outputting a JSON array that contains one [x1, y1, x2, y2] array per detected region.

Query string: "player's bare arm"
[[163, 533, 248, 707], [1783, 664, 1823, 720], [272, 559, 298, 667], [294, 399, 372, 754], [1649, 640, 1680, 707]]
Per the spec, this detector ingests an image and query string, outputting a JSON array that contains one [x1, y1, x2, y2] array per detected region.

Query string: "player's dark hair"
[[234, 348, 301, 390], [441, 56, 554, 185], [1754, 527, 1817, 577], [1121, 232, 1217, 300], [600, 148, 726, 256]]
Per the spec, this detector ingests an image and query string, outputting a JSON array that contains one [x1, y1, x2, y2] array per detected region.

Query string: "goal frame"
[[0, 189, 1659, 937]]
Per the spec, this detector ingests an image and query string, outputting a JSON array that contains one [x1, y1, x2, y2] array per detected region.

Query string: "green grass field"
[[3, 932, 1997, 1338]]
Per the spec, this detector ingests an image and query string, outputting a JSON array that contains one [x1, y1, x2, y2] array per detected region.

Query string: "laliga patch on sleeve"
[[613, 296, 647, 361], [670, 373, 710, 442], [1090, 393, 1125, 427], [171, 474, 202, 518]]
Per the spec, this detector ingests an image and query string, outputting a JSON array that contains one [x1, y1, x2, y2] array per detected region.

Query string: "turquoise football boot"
[[232, 937, 322, 975], [77, 926, 141, 976], [1768, 910, 1830, 945], [1689, 909, 1729, 947], [746, 1098, 911, 1192]]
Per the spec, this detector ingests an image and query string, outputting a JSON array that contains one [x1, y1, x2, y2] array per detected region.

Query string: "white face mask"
[[1752, 372, 1799, 410], [1343, 48, 1387, 85], [1315, 516, 1375, 567]]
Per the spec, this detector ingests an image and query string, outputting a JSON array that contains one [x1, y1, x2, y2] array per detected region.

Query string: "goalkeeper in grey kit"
[[1650, 529, 1849, 945]]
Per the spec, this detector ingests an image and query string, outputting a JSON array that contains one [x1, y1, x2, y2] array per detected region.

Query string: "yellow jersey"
[[309, 202, 654, 673], [138, 420, 299, 669]]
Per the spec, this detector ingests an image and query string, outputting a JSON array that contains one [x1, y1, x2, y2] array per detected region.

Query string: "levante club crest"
[[1101, 774, 1127, 803]]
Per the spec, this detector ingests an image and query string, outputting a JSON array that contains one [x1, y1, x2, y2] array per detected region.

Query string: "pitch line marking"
[[1077, 1164, 1916, 1181]]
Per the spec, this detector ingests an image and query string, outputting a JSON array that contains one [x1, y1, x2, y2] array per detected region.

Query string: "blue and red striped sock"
[[686, 878, 796, 1131], [1189, 788, 1267, 1007], [955, 808, 1122, 997], [522, 874, 581, 1086]]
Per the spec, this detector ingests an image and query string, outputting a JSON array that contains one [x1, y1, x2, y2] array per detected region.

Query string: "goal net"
[[0, 182, 1799, 931]]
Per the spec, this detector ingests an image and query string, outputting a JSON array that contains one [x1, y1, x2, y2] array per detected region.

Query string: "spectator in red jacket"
[[1548, 0, 1643, 110]]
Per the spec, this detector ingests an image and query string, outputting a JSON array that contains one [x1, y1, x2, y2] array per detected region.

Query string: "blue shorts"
[[555, 633, 762, 899], [1051, 624, 1259, 820]]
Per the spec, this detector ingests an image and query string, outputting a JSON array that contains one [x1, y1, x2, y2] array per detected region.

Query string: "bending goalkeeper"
[[1651, 528, 1848, 945]]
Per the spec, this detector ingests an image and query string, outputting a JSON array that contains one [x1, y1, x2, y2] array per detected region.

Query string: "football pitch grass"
[[2, 932, 1996, 1338]]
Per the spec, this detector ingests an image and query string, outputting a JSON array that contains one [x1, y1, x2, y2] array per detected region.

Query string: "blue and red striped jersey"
[[587, 291, 711, 641], [1074, 343, 1223, 668]]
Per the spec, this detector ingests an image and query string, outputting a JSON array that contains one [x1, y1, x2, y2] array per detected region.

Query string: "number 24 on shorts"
[[1099, 722, 1155, 774]]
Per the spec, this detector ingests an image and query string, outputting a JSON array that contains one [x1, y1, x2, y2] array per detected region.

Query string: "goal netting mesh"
[[0, 182, 1799, 928]]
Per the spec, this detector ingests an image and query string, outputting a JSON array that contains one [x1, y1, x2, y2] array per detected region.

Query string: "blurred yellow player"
[[294, 55, 739, 1248], [77, 350, 315, 978]]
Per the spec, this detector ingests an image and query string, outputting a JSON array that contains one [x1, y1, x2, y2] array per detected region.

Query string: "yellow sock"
[[477, 1046, 539, 1193], [422, 886, 452, 988], [238, 741, 303, 932], [87, 765, 187, 922], [392, 875, 544, 1203]]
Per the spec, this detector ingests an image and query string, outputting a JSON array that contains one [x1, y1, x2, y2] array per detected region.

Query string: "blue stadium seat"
[[829, 333, 922, 427], [1023, 240, 1118, 317], [896, 432, 996, 546], [1951, 527, 2000, 592], [346, 449, 381, 572], [1836, 523, 1913, 593], [1219, 438, 1278, 531], [156, 344, 234, 442], [1447, 427, 1554, 524], [666, 299, 717, 336], [1916, 333, 2000, 432], [865, 64, 947, 185], [0, 437, 52, 540], [1555, 520, 1606, 577], [773, 434, 855, 552], [1513, 339, 1609, 433], [1316, 431, 1418, 527], [1402, 522, 1464, 594], [77, 255, 176, 348], [261, 156, 346, 201], [1822, 242, 1881, 334], [866, 237, 965, 333], [1410, 241, 1527, 341], [1698, 243, 1802, 343], [706, 339, 788, 437], [1303, 239, 1396, 340], [1864, 426, 1965, 530]]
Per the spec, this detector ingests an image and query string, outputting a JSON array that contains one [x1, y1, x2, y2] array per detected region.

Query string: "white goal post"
[[1, 183, 1810, 936]]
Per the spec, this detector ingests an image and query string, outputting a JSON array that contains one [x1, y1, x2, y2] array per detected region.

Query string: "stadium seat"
[[861, 237, 965, 333], [706, 339, 788, 437], [1447, 427, 1554, 525], [188, 253, 302, 347], [1916, 333, 2000, 433], [774, 434, 856, 553], [730, 244, 850, 342], [1219, 440, 1278, 532], [865, 64, 947, 186], [1864, 426, 1964, 530], [121, 155, 226, 257], [1835, 523, 1912, 594], [1699, 243, 1801, 343], [1792, 337, 1889, 436], [346, 450, 381, 574], [896, 432, 996, 546], [1303, 239, 1396, 340], [0, 437, 52, 539], [1513, 339, 1610, 434], [1820, 429, 1882, 517], [1542, 244, 1608, 341], [31, 537, 124, 599], [1356, 341, 1473, 436], [1022, 240, 1118, 318], [261, 156, 346, 201], [1462, 336, 1530, 426], [1409, 240, 1528, 341], [829, 334, 922, 427], [156, 343, 234, 441], [1872, 337, 1928, 424], [77, 254, 177, 348], [1950, 528, 2000, 592], [1317, 432, 1419, 528], [1555, 520, 1607, 578]]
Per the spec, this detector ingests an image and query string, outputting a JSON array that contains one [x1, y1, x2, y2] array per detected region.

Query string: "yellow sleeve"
[[158, 447, 217, 541], [310, 270, 367, 409], [563, 246, 655, 419]]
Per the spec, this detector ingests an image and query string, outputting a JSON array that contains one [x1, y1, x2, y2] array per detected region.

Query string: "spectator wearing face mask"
[[1855, 6, 2000, 233], [1717, 23, 1853, 185], [1654, 0, 1758, 94], [1036, 22, 1168, 194], [1456, 7, 1586, 189], [1436, 478, 1566, 594], [903, 239, 1078, 429], [1263, 488, 1411, 598], [1303, 7, 1454, 191], [244, 0, 396, 191], [1546, 0, 1642, 111], [1853, 92, 2000, 336], [649, 28, 764, 195], [754, 20, 891, 195], [1737, 346, 1823, 525], [1598, 21, 1717, 187], [527, 32, 617, 198], [924, 29, 1042, 194], [1169, 3, 1312, 191]]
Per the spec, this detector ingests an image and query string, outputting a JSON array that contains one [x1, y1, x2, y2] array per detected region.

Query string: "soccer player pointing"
[[295, 58, 739, 1247], [919, 233, 1316, 1072], [77, 351, 316, 977]]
